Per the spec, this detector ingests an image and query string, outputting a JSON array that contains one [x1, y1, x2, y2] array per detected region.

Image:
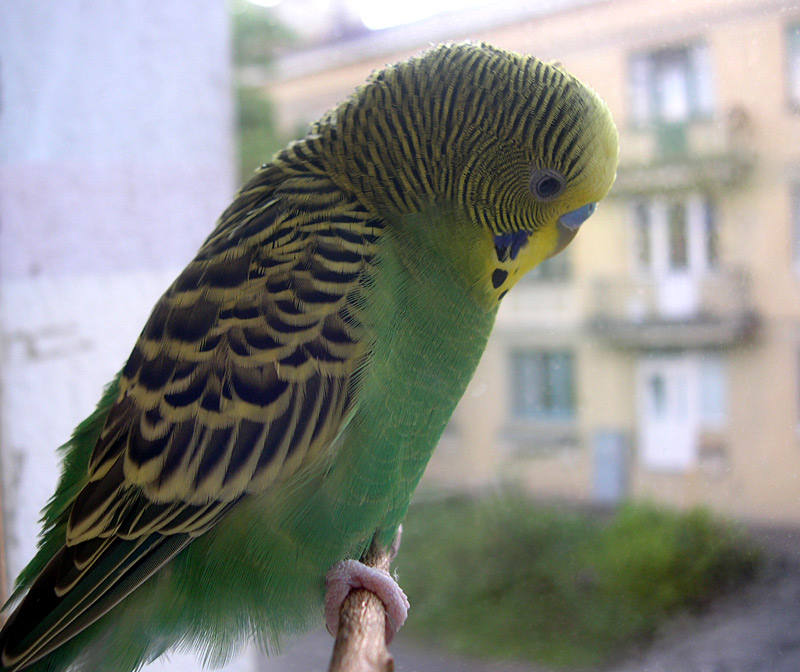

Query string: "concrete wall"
[[0, 2, 254, 670]]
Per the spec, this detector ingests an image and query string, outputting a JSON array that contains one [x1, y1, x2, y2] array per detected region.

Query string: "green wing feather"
[[0, 166, 381, 671]]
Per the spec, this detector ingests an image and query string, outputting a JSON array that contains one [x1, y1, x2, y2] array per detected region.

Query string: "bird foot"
[[325, 559, 409, 644]]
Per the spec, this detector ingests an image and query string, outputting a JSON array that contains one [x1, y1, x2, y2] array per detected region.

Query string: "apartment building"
[[261, 0, 800, 524]]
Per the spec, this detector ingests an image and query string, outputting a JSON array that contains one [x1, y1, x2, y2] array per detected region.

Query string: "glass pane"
[[655, 51, 690, 122], [547, 352, 575, 418], [633, 200, 652, 269], [691, 43, 715, 117], [699, 355, 727, 424], [668, 201, 689, 269], [793, 185, 800, 267], [704, 198, 718, 268], [510, 351, 574, 420], [649, 374, 667, 418], [511, 351, 542, 418], [675, 371, 688, 418], [797, 350, 800, 428], [789, 26, 800, 106]]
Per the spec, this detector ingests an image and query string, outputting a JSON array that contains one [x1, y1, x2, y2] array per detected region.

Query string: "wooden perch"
[[327, 528, 402, 672]]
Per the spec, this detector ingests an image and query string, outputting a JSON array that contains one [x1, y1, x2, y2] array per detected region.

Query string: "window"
[[629, 43, 714, 126], [704, 199, 718, 267], [698, 354, 727, 427], [788, 24, 800, 109], [668, 201, 689, 269], [794, 347, 800, 432], [510, 350, 575, 421], [631, 194, 717, 275], [792, 185, 800, 271], [637, 353, 727, 471], [633, 200, 652, 268], [637, 356, 694, 471]]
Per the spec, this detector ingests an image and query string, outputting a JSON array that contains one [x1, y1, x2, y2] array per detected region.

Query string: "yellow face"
[[480, 87, 620, 303]]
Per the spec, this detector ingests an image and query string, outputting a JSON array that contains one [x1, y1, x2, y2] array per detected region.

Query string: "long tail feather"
[[0, 534, 190, 671]]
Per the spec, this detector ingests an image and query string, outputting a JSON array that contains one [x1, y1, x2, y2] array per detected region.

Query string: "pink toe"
[[325, 559, 410, 643]]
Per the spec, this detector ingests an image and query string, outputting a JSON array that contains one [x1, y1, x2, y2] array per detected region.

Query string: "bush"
[[397, 494, 760, 668]]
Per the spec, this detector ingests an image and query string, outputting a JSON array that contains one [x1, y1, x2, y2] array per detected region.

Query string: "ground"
[[258, 524, 800, 671], [602, 526, 800, 672]]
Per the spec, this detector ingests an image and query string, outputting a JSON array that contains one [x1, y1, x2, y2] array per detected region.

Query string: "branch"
[[327, 528, 402, 672]]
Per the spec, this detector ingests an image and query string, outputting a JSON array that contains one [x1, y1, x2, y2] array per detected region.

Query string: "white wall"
[[0, 2, 253, 670]]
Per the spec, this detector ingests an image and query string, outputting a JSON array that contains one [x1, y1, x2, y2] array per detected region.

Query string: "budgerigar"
[[0, 42, 618, 672]]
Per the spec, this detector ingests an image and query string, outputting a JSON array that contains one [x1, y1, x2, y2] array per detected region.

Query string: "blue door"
[[592, 430, 629, 504]]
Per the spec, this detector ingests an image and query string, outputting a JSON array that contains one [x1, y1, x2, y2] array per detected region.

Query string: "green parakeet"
[[0, 42, 618, 672]]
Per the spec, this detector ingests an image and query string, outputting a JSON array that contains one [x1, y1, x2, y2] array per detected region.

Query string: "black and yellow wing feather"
[[0, 164, 383, 670]]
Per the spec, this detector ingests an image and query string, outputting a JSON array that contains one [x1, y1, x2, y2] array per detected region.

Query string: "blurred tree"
[[231, 0, 293, 69], [230, 0, 295, 181], [236, 86, 286, 183]]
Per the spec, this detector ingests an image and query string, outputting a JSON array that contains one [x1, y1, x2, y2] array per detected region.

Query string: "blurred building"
[[260, 0, 800, 525]]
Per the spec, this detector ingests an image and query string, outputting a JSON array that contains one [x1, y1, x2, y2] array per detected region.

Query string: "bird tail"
[[0, 533, 190, 672]]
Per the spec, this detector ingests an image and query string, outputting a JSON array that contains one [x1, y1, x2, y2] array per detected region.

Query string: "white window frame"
[[629, 42, 714, 126], [630, 194, 718, 279], [636, 352, 727, 473]]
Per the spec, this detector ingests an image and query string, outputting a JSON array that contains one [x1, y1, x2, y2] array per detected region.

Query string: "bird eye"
[[529, 169, 566, 201]]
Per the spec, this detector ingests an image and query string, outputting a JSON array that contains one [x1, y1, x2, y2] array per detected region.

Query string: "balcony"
[[612, 112, 755, 196], [588, 269, 759, 349]]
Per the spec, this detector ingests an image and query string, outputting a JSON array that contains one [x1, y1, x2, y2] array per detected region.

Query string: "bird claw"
[[325, 559, 409, 644]]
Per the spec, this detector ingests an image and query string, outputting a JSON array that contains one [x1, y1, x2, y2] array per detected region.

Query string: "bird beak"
[[548, 202, 598, 258]]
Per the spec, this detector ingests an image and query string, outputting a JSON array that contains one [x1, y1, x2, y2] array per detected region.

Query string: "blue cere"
[[493, 230, 530, 261], [559, 202, 597, 230]]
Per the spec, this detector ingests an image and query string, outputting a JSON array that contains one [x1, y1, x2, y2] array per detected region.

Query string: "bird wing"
[[0, 168, 383, 670]]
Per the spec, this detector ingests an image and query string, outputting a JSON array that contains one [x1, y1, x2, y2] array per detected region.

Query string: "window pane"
[[511, 351, 543, 418], [633, 200, 652, 269], [704, 199, 718, 268], [788, 25, 800, 107], [699, 355, 727, 425], [668, 201, 688, 269], [656, 51, 691, 122], [649, 373, 667, 418], [691, 43, 714, 117], [510, 351, 575, 420], [631, 43, 713, 124], [793, 185, 800, 268], [547, 352, 575, 417], [797, 349, 800, 429]]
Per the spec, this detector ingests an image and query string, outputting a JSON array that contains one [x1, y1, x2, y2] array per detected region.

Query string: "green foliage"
[[398, 495, 760, 668], [236, 86, 288, 182], [230, 0, 295, 181], [591, 504, 759, 616], [230, 0, 293, 69]]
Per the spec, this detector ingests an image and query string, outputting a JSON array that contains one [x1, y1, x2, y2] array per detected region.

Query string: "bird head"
[[444, 45, 619, 301], [317, 42, 618, 306]]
